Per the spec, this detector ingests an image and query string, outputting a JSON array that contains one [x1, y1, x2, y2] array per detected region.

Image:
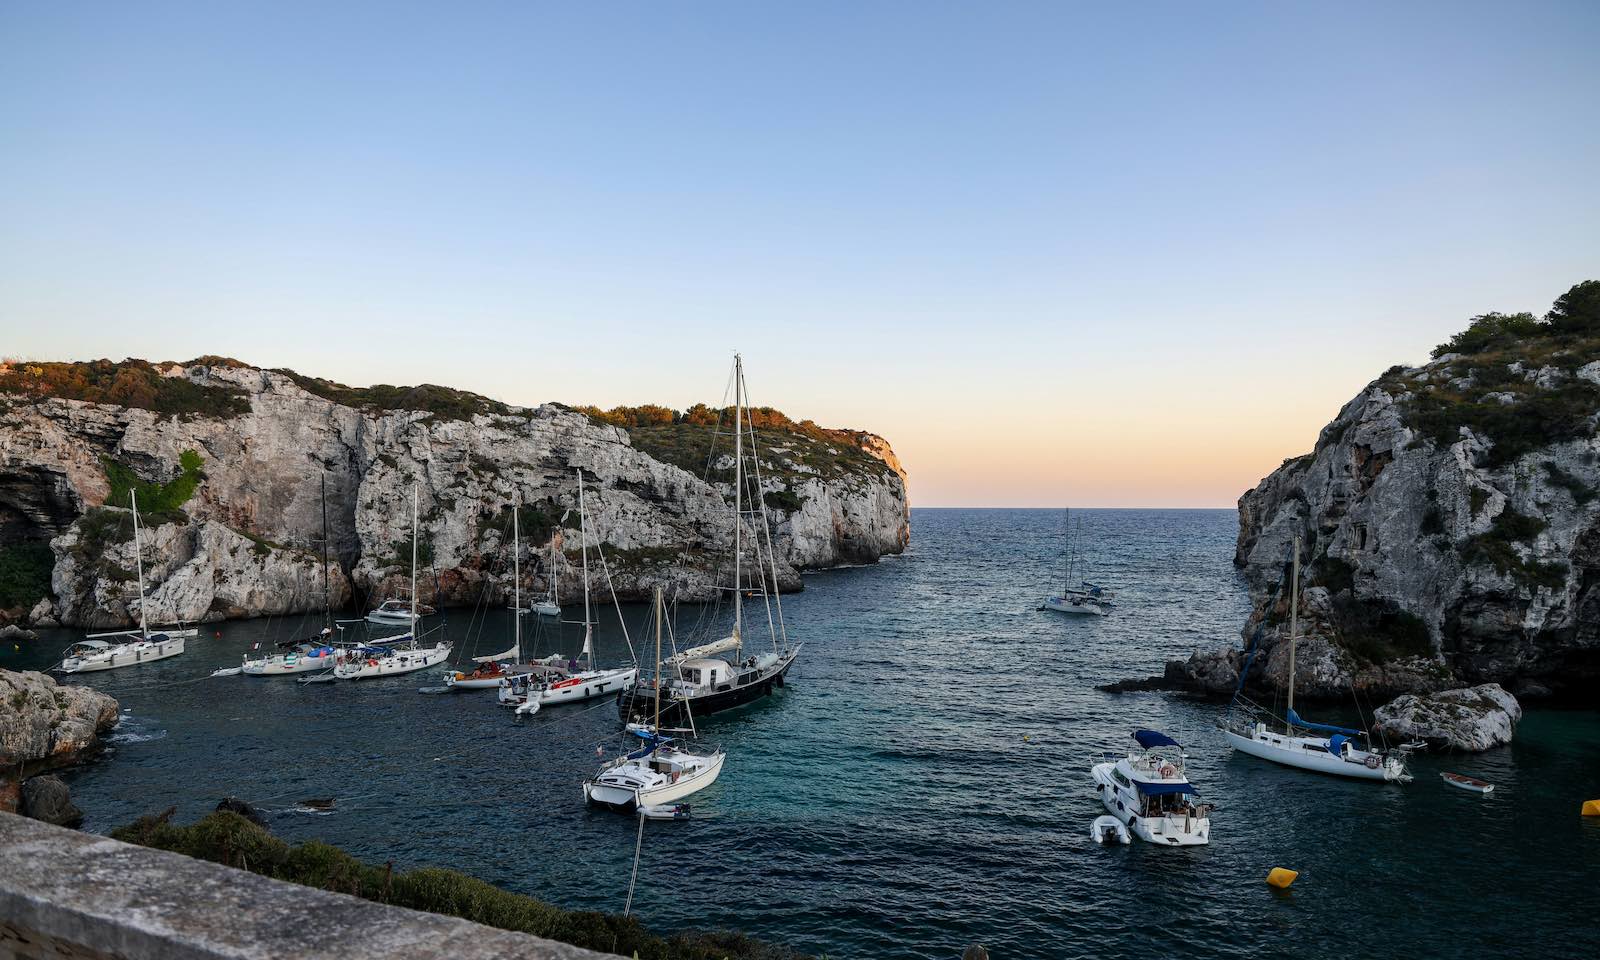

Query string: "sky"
[[2, 2, 1597, 507]]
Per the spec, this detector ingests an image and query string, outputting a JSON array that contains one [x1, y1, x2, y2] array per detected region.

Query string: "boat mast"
[[320, 472, 331, 632], [1063, 507, 1070, 593], [653, 585, 663, 734], [1287, 534, 1300, 731], [513, 493, 521, 663], [131, 488, 148, 640], [410, 483, 419, 627], [549, 526, 559, 606], [577, 469, 593, 670], [732, 353, 743, 652]]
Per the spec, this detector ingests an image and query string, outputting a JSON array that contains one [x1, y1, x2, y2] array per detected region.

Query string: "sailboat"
[[532, 535, 561, 617], [333, 484, 451, 680], [497, 471, 637, 708], [243, 474, 344, 677], [1040, 508, 1113, 616], [59, 489, 187, 673], [1219, 535, 1411, 782], [584, 586, 725, 813], [617, 354, 801, 728]]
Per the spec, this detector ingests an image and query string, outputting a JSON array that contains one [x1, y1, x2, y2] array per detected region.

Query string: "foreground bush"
[[113, 810, 807, 960]]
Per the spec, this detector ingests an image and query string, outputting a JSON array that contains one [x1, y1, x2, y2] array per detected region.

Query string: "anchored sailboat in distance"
[[1219, 535, 1412, 782], [1040, 508, 1113, 616], [243, 473, 342, 677], [333, 484, 451, 680], [617, 354, 802, 728], [59, 488, 186, 673]]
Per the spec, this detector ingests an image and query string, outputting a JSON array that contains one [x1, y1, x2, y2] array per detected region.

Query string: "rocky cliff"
[[0, 669, 119, 812], [1180, 282, 1600, 704], [0, 358, 909, 627]]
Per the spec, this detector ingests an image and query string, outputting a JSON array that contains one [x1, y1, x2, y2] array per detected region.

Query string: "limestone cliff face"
[[0, 359, 909, 626], [1188, 349, 1600, 702]]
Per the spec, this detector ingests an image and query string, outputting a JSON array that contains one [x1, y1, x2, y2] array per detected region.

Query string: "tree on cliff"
[[1430, 280, 1600, 357], [1546, 279, 1600, 335]]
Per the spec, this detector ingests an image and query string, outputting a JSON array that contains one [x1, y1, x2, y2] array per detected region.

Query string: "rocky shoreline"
[[0, 668, 118, 815], [0, 358, 911, 628]]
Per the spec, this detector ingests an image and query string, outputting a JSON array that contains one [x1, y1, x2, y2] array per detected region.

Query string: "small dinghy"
[[209, 666, 242, 677], [1091, 814, 1131, 845], [640, 803, 692, 821], [1441, 772, 1494, 795]]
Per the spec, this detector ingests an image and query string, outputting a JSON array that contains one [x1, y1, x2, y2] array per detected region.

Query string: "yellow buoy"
[[1583, 800, 1600, 817], [1266, 868, 1298, 889]]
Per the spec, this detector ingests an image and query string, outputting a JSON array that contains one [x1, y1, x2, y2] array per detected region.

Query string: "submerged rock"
[[20, 774, 83, 827], [0, 668, 119, 812], [216, 796, 269, 828], [1373, 683, 1522, 752]]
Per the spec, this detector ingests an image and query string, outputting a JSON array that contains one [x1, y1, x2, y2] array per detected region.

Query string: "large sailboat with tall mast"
[[1040, 507, 1113, 616], [1219, 535, 1411, 782], [617, 354, 802, 728], [59, 489, 186, 673]]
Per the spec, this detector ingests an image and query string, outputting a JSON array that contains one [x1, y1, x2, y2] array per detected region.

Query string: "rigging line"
[[584, 495, 637, 667], [623, 811, 646, 917], [738, 372, 789, 651]]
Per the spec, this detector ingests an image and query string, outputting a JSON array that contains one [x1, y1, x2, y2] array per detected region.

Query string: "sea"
[[4, 508, 1595, 959]]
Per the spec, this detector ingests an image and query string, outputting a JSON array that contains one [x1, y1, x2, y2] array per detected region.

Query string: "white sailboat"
[[443, 494, 563, 690], [584, 586, 724, 812], [497, 471, 637, 708], [244, 474, 345, 677], [616, 354, 801, 728], [532, 534, 561, 617], [334, 484, 451, 680], [1219, 536, 1411, 782], [1040, 507, 1113, 616], [1091, 730, 1211, 846], [59, 489, 186, 673]]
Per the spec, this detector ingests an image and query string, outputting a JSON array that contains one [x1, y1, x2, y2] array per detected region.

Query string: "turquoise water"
[[5, 508, 1596, 959]]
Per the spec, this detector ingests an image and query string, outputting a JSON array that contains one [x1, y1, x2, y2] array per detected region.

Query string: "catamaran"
[[616, 354, 801, 728], [1091, 730, 1211, 846], [333, 484, 450, 680], [584, 587, 725, 812], [59, 489, 186, 673], [1219, 535, 1411, 782], [1040, 508, 1113, 616], [496, 472, 636, 708]]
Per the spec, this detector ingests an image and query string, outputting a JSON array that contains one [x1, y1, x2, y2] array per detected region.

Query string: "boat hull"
[[1223, 728, 1400, 782], [60, 636, 185, 673], [334, 644, 452, 680], [1041, 596, 1107, 616], [618, 650, 797, 726], [538, 667, 637, 705], [583, 751, 724, 812], [242, 651, 339, 676], [1091, 761, 1209, 846]]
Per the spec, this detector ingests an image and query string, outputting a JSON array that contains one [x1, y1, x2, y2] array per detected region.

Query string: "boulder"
[[0, 668, 119, 812], [1373, 683, 1522, 752], [20, 775, 83, 827], [216, 796, 269, 828], [0, 624, 36, 642], [27, 597, 56, 626]]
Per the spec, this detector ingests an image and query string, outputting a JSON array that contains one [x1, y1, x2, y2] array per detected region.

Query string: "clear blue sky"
[[3, 1, 1597, 506]]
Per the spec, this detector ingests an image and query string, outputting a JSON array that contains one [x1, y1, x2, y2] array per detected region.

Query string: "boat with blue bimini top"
[[1218, 536, 1413, 783], [1091, 730, 1212, 847]]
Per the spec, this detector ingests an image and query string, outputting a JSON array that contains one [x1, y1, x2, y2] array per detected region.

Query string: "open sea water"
[[5, 508, 1595, 959]]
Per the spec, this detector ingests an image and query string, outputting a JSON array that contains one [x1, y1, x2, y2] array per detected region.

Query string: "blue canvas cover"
[[1134, 780, 1198, 797], [1327, 734, 1350, 756], [1134, 730, 1181, 750], [1286, 709, 1362, 738]]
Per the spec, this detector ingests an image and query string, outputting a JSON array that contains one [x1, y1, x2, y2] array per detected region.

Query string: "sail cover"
[[1134, 730, 1181, 749], [1134, 780, 1198, 796], [1287, 709, 1363, 738], [668, 636, 739, 663], [472, 645, 518, 663]]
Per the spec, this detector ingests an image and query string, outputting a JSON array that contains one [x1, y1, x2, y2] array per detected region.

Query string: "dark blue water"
[[5, 509, 1596, 959]]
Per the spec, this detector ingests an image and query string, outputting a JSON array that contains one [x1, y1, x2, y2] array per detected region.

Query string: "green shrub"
[[104, 449, 205, 514], [762, 488, 805, 513], [111, 811, 806, 959], [1430, 312, 1545, 359], [1462, 509, 1566, 590], [1546, 280, 1600, 335], [0, 542, 53, 609], [273, 370, 507, 421]]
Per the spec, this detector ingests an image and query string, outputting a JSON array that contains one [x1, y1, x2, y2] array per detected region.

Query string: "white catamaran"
[[1219, 535, 1411, 782], [59, 489, 186, 674]]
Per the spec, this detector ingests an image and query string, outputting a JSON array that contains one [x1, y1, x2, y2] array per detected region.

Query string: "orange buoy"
[[1266, 868, 1298, 889], [1583, 799, 1600, 817]]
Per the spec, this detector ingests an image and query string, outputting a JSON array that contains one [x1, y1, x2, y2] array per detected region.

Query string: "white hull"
[[242, 650, 340, 676], [1090, 815, 1131, 845], [443, 673, 506, 690], [584, 749, 724, 810], [61, 636, 185, 673], [1223, 727, 1401, 782], [533, 602, 561, 617], [1091, 761, 1210, 846], [365, 612, 418, 626], [536, 667, 637, 706], [1041, 596, 1108, 616], [334, 644, 452, 680]]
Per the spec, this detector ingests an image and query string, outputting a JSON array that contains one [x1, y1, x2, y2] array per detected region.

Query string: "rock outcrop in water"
[[1165, 282, 1600, 704], [1372, 683, 1522, 752], [0, 668, 119, 812], [0, 357, 909, 626]]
